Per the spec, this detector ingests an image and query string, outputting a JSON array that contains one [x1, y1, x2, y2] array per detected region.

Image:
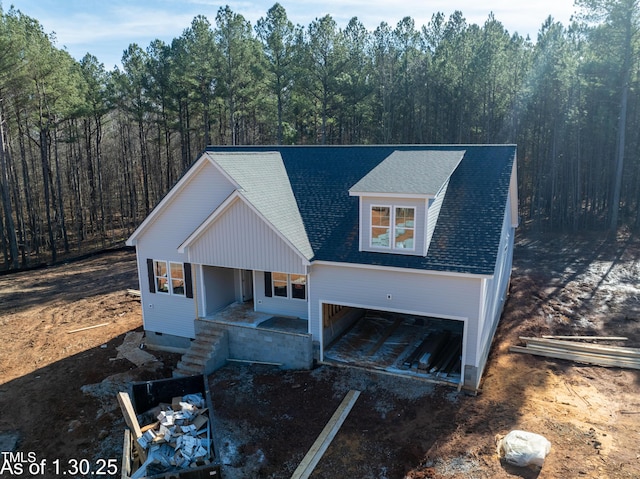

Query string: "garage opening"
[[322, 305, 463, 384]]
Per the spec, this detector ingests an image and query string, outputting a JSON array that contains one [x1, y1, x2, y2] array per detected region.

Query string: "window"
[[370, 205, 415, 251], [152, 260, 185, 296], [154, 260, 169, 293], [268, 272, 307, 300], [371, 206, 390, 247], [170, 262, 185, 295], [272, 272, 288, 297], [394, 207, 415, 249], [290, 274, 307, 300]]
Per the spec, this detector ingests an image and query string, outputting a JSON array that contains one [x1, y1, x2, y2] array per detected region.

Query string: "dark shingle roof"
[[205, 145, 516, 275]]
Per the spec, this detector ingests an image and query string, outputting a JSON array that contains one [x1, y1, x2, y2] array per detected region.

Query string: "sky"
[[3, 0, 579, 70]]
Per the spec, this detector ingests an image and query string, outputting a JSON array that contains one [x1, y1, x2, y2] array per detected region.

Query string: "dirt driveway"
[[0, 232, 639, 478]]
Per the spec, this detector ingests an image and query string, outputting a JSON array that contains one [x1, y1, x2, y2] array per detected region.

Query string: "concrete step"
[[181, 351, 209, 364], [173, 323, 230, 378], [178, 357, 206, 370], [189, 343, 214, 355], [173, 361, 202, 377]]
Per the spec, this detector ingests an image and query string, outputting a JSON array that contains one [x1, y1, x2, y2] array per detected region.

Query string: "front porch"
[[199, 300, 308, 335], [192, 301, 314, 371]]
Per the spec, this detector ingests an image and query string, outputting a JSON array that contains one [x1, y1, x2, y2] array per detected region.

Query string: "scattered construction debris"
[[291, 390, 361, 479], [67, 322, 110, 334], [119, 375, 221, 479], [115, 331, 158, 367], [511, 336, 640, 370]]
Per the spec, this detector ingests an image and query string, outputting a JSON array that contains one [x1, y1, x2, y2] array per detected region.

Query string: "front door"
[[241, 270, 253, 302]]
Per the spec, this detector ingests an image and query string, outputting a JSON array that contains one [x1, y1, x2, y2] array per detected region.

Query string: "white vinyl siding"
[[308, 263, 483, 365], [255, 272, 309, 319], [135, 161, 236, 339], [185, 198, 308, 275]]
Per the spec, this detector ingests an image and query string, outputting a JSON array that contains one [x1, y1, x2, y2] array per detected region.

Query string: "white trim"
[[358, 196, 363, 252], [306, 272, 312, 334], [178, 191, 311, 266], [271, 272, 308, 301], [350, 191, 435, 199], [318, 299, 468, 322], [198, 264, 206, 318], [368, 204, 417, 252], [152, 259, 186, 297], [393, 206, 416, 251], [318, 300, 324, 362], [311, 260, 493, 279], [422, 198, 429, 256], [509, 158, 519, 228], [477, 277, 487, 364], [369, 204, 391, 249]]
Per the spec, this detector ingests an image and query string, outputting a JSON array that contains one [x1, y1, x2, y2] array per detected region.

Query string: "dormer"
[[349, 150, 465, 256]]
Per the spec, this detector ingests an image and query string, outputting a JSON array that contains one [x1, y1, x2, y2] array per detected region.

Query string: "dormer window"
[[350, 149, 465, 257], [370, 205, 415, 251]]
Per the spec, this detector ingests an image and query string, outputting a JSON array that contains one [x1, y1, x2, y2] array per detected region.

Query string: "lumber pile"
[[403, 331, 461, 377], [511, 336, 640, 370], [118, 391, 212, 479]]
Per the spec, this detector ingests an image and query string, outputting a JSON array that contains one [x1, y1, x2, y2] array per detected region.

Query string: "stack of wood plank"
[[403, 331, 462, 377], [511, 336, 640, 370]]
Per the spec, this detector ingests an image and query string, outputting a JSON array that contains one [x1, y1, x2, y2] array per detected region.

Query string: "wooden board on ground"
[[291, 390, 361, 479], [117, 392, 147, 462]]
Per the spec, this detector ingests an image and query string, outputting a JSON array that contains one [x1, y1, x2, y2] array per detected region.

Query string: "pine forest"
[[0, 1, 638, 270]]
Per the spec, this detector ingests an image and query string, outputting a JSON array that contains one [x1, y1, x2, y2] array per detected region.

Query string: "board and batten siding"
[[359, 196, 427, 255], [185, 198, 308, 275], [135, 160, 236, 339], [308, 263, 483, 364]]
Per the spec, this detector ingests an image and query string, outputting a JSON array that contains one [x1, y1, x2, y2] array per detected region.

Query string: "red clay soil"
[[0, 231, 639, 479]]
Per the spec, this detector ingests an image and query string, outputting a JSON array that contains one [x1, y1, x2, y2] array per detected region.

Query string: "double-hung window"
[[290, 274, 307, 300], [153, 260, 185, 296], [370, 205, 415, 251], [272, 272, 288, 297], [371, 206, 391, 247], [267, 272, 307, 300], [394, 207, 415, 249]]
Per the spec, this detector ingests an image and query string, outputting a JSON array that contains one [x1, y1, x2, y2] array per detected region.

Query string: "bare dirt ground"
[[0, 232, 639, 478]]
